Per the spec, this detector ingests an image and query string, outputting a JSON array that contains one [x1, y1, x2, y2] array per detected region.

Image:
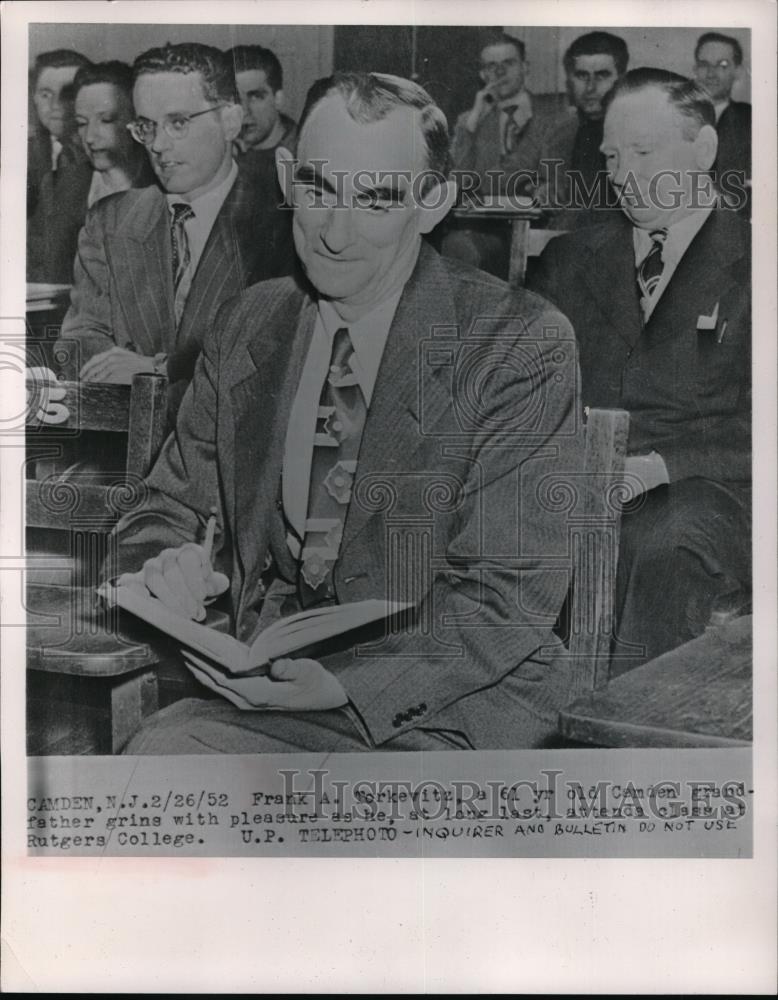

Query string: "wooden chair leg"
[[110, 669, 158, 753]]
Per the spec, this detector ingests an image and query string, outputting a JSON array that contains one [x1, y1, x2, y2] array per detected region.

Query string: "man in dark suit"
[[27, 48, 91, 219], [693, 32, 751, 185], [537, 31, 628, 229], [58, 43, 293, 409], [529, 68, 751, 669], [110, 71, 583, 755]]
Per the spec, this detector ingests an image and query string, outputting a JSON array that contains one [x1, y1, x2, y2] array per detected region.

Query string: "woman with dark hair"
[[27, 60, 156, 283]]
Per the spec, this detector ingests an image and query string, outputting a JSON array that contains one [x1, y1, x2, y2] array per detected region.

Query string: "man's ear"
[[273, 88, 285, 111], [221, 101, 244, 142], [694, 122, 718, 171], [416, 179, 458, 235], [275, 146, 295, 201]]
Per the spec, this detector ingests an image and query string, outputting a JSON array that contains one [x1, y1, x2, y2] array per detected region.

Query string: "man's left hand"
[[624, 451, 670, 498], [80, 347, 155, 384], [181, 650, 349, 711]]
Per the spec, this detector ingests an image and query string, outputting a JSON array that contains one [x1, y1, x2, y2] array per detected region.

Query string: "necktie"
[[298, 327, 367, 607], [502, 105, 521, 154], [170, 202, 195, 326], [637, 228, 668, 307]]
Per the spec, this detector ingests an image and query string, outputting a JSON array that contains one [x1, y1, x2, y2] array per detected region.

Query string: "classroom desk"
[[558, 615, 752, 748]]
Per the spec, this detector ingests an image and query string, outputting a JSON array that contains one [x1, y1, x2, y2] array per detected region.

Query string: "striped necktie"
[[170, 202, 195, 326], [298, 327, 367, 608], [502, 104, 521, 154], [637, 228, 668, 307]]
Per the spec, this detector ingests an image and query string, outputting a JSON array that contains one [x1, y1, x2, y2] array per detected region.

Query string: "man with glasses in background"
[[693, 31, 751, 185], [58, 42, 293, 415]]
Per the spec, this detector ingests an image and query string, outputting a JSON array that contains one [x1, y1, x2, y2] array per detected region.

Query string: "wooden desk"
[[452, 202, 543, 287], [558, 615, 752, 748]]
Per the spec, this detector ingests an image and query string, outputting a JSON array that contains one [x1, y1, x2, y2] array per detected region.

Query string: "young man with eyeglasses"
[[693, 32, 751, 185], [58, 42, 294, 415]]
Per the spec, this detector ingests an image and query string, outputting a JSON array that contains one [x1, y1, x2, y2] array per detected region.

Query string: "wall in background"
[[510, 25, 751, 102], [29, 23, 335, 121]]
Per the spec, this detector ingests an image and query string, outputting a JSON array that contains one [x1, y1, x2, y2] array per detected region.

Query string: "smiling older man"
[[58, 42, 293, 414], [110, 71, 583, 755]]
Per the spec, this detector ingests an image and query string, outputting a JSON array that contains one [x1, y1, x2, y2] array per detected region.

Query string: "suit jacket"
[[715, 100, 751, 181], [58, 166, 295, 408], [27, 153, 157, 283], [528, 209, 751, 486], [111, 243, 583, 749], [451, 94, 554, 194]]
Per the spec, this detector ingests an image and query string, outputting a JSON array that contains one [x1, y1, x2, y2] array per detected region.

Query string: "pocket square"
[[696, 301, 720, 330]]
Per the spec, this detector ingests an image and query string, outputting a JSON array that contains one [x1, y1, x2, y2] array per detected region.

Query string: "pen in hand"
[[203, 506, 218, 562]]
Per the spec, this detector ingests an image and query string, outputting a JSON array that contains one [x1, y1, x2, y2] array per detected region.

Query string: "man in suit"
[[529, 68, 751, 669], [58, 42, 293, 410], [444, 32, 555, 274], [27, 61, 156, 283], [693, 32, 751, 186], [27, 48, 91, 218], [537, 32, 628, 230], [110, 71, 583, 755]]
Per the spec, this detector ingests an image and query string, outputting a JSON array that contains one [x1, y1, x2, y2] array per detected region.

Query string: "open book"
[[113, 586, 413, 675]]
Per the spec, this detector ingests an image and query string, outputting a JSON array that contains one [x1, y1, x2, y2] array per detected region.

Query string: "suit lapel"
[[644, 210, 746, 344], [111, 189, 176, 352], [339, 244, 458, 561], [581, 218, 644, 348], [231, 289, 317, 606]]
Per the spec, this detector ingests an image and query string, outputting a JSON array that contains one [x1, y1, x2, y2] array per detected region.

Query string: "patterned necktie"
[[170, 202, 195, 326], [502, 105, 521, 154], [298, 327, 367, 608], [637, 228, 668, 307]]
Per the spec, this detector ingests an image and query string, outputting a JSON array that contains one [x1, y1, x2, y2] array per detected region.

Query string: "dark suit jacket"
[[715, 100, 751, 181], [528, 209, 751, 486], [451, 93, 556, 194], [111, 244, 584, 749], [27, 154, 157, 283], [58, 167, 294, 407]]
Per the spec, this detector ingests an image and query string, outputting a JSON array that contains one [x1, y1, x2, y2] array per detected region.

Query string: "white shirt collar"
[[165, 159, 238, 220], [714, 98, 731, 122], [316, 292, 403, 405]]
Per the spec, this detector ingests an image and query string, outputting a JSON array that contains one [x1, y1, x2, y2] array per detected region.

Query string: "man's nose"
[[584, 75, 597, 94], [321, 205, 356, 252], [150, 124, 173, 154]]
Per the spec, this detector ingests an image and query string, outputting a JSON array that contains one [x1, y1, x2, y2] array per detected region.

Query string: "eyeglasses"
[[480, 57, 521, 76], [127, 105, 225, 145], [695, 59, 734, 72]]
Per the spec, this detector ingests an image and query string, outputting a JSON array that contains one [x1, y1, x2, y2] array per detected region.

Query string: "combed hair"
[[32, 49, 91, 87], [603, 67, 716, 138], [695, 32, 744, 66], [132, 43, 238, 104], [298, 71, 451, 178], [563, 31, 629, 77], [479, 30, 527, 62], [73, 60, 134, 100], [227, 45, 283, 93]]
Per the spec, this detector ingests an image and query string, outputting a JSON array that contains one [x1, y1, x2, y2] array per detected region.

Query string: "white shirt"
[[713, 99, 731, 123], [165, 159, 238, 306], [50, 135, 63, 171], [498, 90, 533, 154], [633, 208, 713, 321], [282, 292, 403, 556], [87, 168, 133, 208]]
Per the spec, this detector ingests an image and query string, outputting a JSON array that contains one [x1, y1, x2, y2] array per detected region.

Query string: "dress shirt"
[[165, 159, 238, 306], [633, 207, 713, 321], [713, 99, 730, 123], [498, 90, 533, 154], [86, 167, 133, 208], [50, 135, 63, 171], [282, 290, 404, 557]]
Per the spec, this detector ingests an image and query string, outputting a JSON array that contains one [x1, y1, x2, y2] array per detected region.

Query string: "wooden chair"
[[26, 371, 169, 754], [559, 408, 752, 748], [509, 227, 566, 289]]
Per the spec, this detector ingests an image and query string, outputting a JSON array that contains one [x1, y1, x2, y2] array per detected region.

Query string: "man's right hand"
[[465, 85, 497, 133], [117, 543, 229, 621]]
